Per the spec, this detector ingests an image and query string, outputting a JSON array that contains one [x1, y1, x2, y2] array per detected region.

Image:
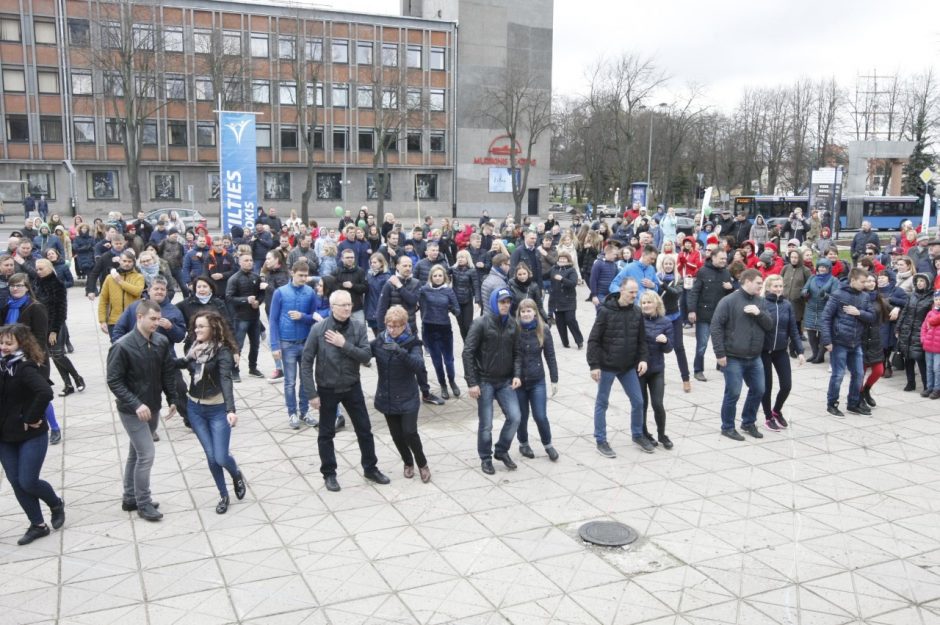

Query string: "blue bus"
[[732, 195, 929, 231]]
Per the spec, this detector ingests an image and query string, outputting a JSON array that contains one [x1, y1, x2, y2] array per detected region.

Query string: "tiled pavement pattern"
[[3, 285, 940, 625]]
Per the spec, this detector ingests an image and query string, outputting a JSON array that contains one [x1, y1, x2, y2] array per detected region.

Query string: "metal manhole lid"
[[579, 521, 638, 546]]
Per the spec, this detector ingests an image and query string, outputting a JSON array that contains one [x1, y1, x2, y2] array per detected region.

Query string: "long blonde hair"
[[516, 298, 544, 346]]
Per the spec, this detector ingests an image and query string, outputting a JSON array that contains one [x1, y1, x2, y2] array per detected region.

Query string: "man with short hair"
[[510, 231, 543, 284], [414, 241, 449, 284], [207, 238, 236, 297], [850, 221, 880, 264], [301, 290, 389, 492], [334, 249, 368, 325], [287, 233, 320, 279], [182, 234, 211, 290], [98, 250, 145, 340], [822, 268, 874, 417], [378, 230, 402, 267], [588, 242, 620, 307], [12, 239, 40, 280], [610, 244, 660, 298], [225, 253, 264, 381], [688, 249, 734, 381], [480, 253, 510, 311], [711, 269, 773, 440], [23, 194, 35, 219]]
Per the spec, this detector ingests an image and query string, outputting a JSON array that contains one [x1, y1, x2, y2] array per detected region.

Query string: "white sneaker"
[[303, 414, 319, 427], [289, 413, 301, 429]]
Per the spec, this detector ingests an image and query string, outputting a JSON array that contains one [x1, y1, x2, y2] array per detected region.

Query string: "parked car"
[[145, 208, 207, 232], [596, 204, 620, 218]]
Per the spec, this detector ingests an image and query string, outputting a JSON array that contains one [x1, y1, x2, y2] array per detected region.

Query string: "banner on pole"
[[219, 112, 257, 235]]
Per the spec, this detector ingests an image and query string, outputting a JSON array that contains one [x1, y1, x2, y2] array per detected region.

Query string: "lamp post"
[[646, 102, 668, 206]]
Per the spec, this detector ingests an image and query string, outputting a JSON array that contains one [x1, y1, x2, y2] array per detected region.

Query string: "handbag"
[[891, 350, 905, 370], [683, 275, 695, 290]]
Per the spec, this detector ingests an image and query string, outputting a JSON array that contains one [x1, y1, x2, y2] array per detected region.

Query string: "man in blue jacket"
[[609, 244, 660, 298], [821, 267, 874, 417]]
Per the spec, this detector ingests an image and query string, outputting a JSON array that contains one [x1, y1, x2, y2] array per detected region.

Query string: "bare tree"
[[786, 79, 813, 193], [734, 90, 768, 193], [654, 85, 706, 205], [285, 22, 322, 223], [761, 88, 791, 194], [813, 77, 841, 167]]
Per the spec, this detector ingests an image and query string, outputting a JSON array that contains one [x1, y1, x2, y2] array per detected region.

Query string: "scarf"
[[0, 350, 25, 376], [384, 328, 412, 345], [140, 263, 159, 285], [4, 294, 29, 324], [196, 293, 212, 305], [521, 319, 537, 331], [186, 340, 218, 385], [812, 273, 831, 288]]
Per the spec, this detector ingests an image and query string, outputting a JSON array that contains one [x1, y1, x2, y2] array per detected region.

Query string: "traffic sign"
[[921, 168, 934, 184]]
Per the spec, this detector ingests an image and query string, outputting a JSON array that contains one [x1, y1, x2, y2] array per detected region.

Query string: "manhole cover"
[[579, 521, 638, 547]]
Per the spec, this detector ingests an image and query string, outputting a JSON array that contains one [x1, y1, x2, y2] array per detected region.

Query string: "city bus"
[[732, 194, 929, 231]]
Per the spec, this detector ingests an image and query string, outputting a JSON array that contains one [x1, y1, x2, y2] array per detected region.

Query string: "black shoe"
[[847, 403, 872, 416], [17, 524, 50, 545], [921, 389, 932, 398], [742, 424, 764, 439], [658, 435, 674, 450], [632, 435, 655, 453], [904, 383, 916, 392], [152, 431, 160, 442], [121, 500, 160, 512], [233, 472, 247, 500], [422, 393, 445, 406], [248, 368, 264, 378], [364, 468, 391, 485], [861, 387, 876, 407], [58, 385, 75, 397], [49, 430, 61, 445], [519, 443, 534, 458], [137, 503, 163, 521], [694, 372, 707, 382], [335, 415, 346, 430], [324, 475, 341, 492], [231, 370, 241, 383], [440, 387, 450, 400], [481, 459, 495, 475], [494, 451, 517, 470], [644, 432, 659, 447], [721, 429, 745, 441], [450, 381, 461, 397], [546, 446, 559, 461], [827, 404, 845, 418], [50, 499, 65, 529], [75, 377, 85, 392], [215, 495, 229, 514]]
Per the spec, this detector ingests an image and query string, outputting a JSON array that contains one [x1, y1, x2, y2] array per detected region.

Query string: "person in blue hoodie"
[[638, 291, 674, 449], [759, 275, 804, 431], [418, 265, 461, 400], [610, 244, 660, 299]]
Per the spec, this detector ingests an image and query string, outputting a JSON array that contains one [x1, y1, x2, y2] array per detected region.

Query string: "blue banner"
[[630, 182, 648, 209], [219, 112, 257, 235]]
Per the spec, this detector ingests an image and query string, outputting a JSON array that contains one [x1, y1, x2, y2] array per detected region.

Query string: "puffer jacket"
[[33, 272, 68, 332], [548, 264, 579, 313], [269, 282, 317, 346], [897, 277, 934, 360], [642, 314, 674, 374], [300, 314, 371, 397], [921, 308, 940, 355], [517, 322, 558, 386], [414, 256, 449, 285], [97, 269, 145, 325], [332, 264, 367, 312], [687, 259, 732, 323], [879, 283, 907, 350], [0, 357, 53, 443], [365, 270, 391, 325], [587, 292, 648, 373], [73, 233, 96, 273], [371, 331, 425, 415], [451, 264, 480, 305], [418, 284, 459, 326], [711, 288, 774, 359], [820, 285, 874, 349], [480, 266, 508, 309], [184, 346, 237, 413], [508, 277, 547, 321], [861, 291, 886, 365], [462, 290, 522, 387], [801, 272, 840, 331], [376, 275, 420, 331], [762, 293, 803, 353], [658, 274, 683, 317]]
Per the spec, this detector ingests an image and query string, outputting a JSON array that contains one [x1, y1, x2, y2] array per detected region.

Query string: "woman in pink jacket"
[[921, 291, 940, 399]]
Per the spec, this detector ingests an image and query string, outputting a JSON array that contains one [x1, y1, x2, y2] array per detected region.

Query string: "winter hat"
[[168, 228, 179, 235], [816, 258, 832, 270], [934, 290, 940, 299], [787, 238, 800, 247], [764, 242, 777, 253], [759, 251, 774, 266], [706, 235, 719, 245]]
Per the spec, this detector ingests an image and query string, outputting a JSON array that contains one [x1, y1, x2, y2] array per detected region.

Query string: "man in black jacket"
[[510, 231, 543, 284], [463, 288, 522, 474], [687, 250, 733, 381], [106, 300, 179, 521], [711, 269, 773, 440], [85, 235, 126, 298], [225, 253, 264, 381], [587, 278, 650, 455], [821, 268, 874, 416], [334, 249, 368, 325]]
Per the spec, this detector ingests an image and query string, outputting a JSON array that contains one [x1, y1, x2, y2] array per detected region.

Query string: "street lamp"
[[646, 102, 668, 205]]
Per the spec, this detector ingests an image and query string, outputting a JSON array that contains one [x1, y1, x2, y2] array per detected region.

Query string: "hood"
[[815, 258, 832, 270], [488, 288, 513, 320], [914, 272, 933, 294]]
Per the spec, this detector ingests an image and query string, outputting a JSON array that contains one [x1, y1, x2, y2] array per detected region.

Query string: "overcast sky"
[[331, 0, 938, 111]]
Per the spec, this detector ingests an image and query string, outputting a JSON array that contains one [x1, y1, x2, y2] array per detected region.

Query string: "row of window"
[[5, 115, 447, 153], [0, 15, 447, 71]]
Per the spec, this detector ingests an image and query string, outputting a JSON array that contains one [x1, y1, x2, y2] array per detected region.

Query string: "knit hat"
[[706, 234, 719, 245], [759, 251, 774, 266], [816, 258, 832, 270], [787, 238, 800, 247], [764, 242, 777, 253]]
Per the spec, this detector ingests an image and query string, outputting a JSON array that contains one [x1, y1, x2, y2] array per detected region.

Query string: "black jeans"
[[316, 383, 377, 478], [553, 309, 583, 347], [761, 349, 792, 418], [907, 354, 928, 389], [457, 301, 475, 340], [640, 369, 667, 437], [669, 316, 690, 381], [50, 323, 81, 387], [807, 330, 824, 362], [384, 412, 426, 468]]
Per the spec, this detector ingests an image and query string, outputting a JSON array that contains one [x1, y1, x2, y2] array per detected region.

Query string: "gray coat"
[[300, 314, 372, 398]]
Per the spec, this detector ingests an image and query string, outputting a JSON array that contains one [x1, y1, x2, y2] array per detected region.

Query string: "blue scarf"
[[812, 273, 831, 288], [521, 319, 538, 331], [384, 329, 412, 345], [4, 294, 29, 324]]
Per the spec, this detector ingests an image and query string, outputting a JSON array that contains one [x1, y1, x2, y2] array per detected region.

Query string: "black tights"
[[761, 349, 792, 418], [906, 355, 927, 389], [384, 412, 427, 468], [640, 370, 666, 437]]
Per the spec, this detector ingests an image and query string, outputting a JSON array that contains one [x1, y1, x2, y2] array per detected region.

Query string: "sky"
[[328, 0, 939, 112]]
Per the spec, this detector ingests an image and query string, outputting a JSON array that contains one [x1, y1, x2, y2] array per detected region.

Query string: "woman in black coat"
[[451, 250, 481, 340], [548, 251, 583, 349], [0, 323, 63, 545], [177, 276, 231, 352], [508, 262, 548, 321], [638, 291, 674, 449], [897, 273, 933, 392], [33, 260, 84, 396], [371, 306, 431, 482]]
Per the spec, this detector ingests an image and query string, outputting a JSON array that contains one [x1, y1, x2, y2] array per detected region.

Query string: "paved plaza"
[[3, 285, 940, 625]]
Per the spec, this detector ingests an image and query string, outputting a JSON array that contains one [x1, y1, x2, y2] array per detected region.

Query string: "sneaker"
[[422, 393, 445, 406], [742, 424, 764, 439], [303, 414, 319, 427], [289, 413, 301, 429], [248, 368, 264, 378], [596, 441, 616, 458], [921, 389, 932, 398], [657, 435, 674, 450], [16, 524, 50, 545], [827, 404, 845, 418], [847, 403, 872, 416], [519, 443, 534, 458], [632, 435, 655, 453], [269, 369, 283, 382], [765, 418, 781, 432], [931, 390, 940, 400], [771, 410, 788, 428], [721, 429, 745, 441], [694, 372, 707, 382], [644, 432, 659, 447]]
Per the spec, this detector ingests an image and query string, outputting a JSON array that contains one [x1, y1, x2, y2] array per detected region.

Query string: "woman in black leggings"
[[638, 291, 674, 449], [760, 275, 804, 431]]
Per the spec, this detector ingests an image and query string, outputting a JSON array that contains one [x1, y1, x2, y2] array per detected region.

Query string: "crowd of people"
[[1, 201, 940, 547]]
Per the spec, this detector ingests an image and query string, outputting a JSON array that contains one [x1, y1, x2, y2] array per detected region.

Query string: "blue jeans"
[[593, 368, 643, 441], [477, 380, 522, 460], [928, 352, 940, 391], [187, 400, 240, 496], [827, 344, 863, 407], [693, 321, 711, 374], [233, 318, 261, 370], [720, 356, 765, 430], [423, 323, 455, 387], [280, 340, 308, 417], [516, 381, 552, 446], [0, 435, 61, 525]]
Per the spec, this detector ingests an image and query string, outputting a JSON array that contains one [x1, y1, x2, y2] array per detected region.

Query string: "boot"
[[861, 385, 876, 407]]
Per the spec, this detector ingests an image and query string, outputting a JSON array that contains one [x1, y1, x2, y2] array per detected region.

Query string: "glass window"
[[331, 39, 348, 64], [357, 86, 374, 109], [333, 129, 347, 150], [224, 79, 240, 102], [264, 172, 291, 200], [406, 88, 422, 110], [430, 89, 444, 111], [151, 172, 179, 200], [357, 41, 373, 65], [381, 43, 398, 67], [223, 30, 240, 55], [256, 124, 271, 148], [195, 77, 213, 101], [415, 174, 437, 199], [167, 121, 187, 146], [141, 120, 157, 145], [104, 72, 124, 96], [366, 173, 391, 200], [304, 84, 320, 106], [250, 33, 269, 58], [358, 130, 374, 151], [311, 128, 323, 149], [71, 71, 92, 95], [430, 46, 445, 70], [193, 29, 211, 54], [23, 171, 54, 200], [163, 28, 183, 52], [87, 171, 118, 199], [0, 17, 20, 42], [6, 116, 28, 142], [381, 133, 397, 151], [316, 173, 342, 199], [39, 117, 61, 143], [132, 24, 153, 50], [37, 70, 59, 94], [73, 119, 95, 144], [105, 119, 125, 144], [278, 36, 295, 60], [102, 22, 122, 48], [381, 88, 397, 109], [164, 75, 185, 100], [332, 85, 348, 108], [305, 38, 322, 62], [196, 123, 216, 147], [407, 132, 421, 153], [2, 68, 24, 92], [406, 45, 422, 69], [67, 19, 89, 46], [135, 76, 155, 98], [430, 132, 444, 152], [280, 126, 297, 149], [34, 21, 56, 45], [252, 80, 270, 104], [316, 84, 323, 106], [279, 82, 296, 106]]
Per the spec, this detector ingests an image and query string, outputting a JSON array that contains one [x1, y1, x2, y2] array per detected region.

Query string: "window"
[[381, 43, 398, 67], [132, 25, 154, 50], [135, 76, 155, 98], [104, 72, 124, 96], [332, 85, 348, 108], [311, 127, 324, 149], [224, 79, 240, 102], [366, 173, 391, 200], [88, 171, 118, 200], [164, 75, 185, 100], [34, 21, 56, 45], [195, 77, 213, 101], [305, 38, 322, 61], [407, 132, 421, 153], [67, 19, 89, 46], [381, 88, 398, 109], [167, 121, 187, 146], [37, 70, 59, 94], [208, 173, 220, 200], [278, 36, 295, 60], [23, 171, 54, 199], [193, 29, 211, 54], [151, 172, 179, 200], [381, 133, 397, 152], [0, 17, 20, 42], [252, 80, 270, 104], [333, 129, 347, 151], [163, 28, 183, 52], [71, 71, 92, 95], [406, 88, 422, 110], [357, 86, 373, 108], [430, 89, 444, 111], [73, 119, 95, 144], [2, 68, 25, 93], [279, 82, 296, 106], [105, 119, 125, 144], [196, 123, 216, 147], [250, 33, 269, 58], [280, 126, 297, 149], [6, 116, 28, 142], [415, 174, 437, 199], [102, 22, 121, 49], [256, 125, 271, 148], [331, 39, 348, 64], [430, 46, 445, 70], [357, 41, 373, 65], [406, 45, 422, 69], [39, 117, 61, 143], [223, 30, 240, 55], [141, 120, 157, 145], [264, 172, 291, 200], [430, 132, 445, 152], [316, 173, 342, 199], [358, 130, 374, 151], [313, 84, 323, 106], [304, 84, 321, 106]]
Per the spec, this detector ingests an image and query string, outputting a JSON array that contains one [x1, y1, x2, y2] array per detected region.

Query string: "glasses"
[[9, 284, 26, 289], [386, 322, 406, 329]]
